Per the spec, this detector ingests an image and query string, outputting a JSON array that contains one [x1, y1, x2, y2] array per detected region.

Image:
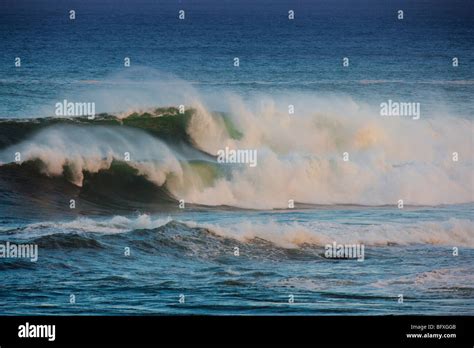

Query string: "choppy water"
[[0, 205, 473, 315], [0, 0, 473, 315]]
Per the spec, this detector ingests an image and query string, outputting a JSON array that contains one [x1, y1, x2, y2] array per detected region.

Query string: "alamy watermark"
[[324, 242, 365, 261], [217, 147, 258, 167], [380, 99, 420, 120], [55, 99, 96, 119], [18, 322, 55, 341], [0, 242, 38, 262]]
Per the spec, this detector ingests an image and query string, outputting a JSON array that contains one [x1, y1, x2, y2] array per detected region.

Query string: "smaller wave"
[[32, 233, 106, 250], [6, 215, 474, 250], [194, 218, 474, 248], [4, 214, 172, 239], [372, 267, 474, 292]]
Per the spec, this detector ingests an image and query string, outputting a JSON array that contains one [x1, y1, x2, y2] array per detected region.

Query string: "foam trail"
[[195, 218, 474, 248]]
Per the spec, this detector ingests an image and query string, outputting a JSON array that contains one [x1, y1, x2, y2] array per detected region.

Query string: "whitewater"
[[0, 77, 472, 315], [0, 88, 472, 209]]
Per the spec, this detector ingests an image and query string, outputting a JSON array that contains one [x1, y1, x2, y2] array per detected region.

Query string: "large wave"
[[0, 88, 472, 209]]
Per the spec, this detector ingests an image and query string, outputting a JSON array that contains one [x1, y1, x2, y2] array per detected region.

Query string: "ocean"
[[0, 0, 473, 315]]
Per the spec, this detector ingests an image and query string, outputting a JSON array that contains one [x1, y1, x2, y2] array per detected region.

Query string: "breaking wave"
[[4, 215, 473, 250], [0, 85, 472, 209]]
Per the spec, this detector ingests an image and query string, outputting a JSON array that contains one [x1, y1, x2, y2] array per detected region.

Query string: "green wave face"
[[0, 107, 242, 209], [121, 107, 194, 144], [0, 106, 242, 150]]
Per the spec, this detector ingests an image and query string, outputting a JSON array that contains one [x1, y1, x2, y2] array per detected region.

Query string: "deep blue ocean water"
[[0, 0, 473, 315], [1, 0, 473, 117]]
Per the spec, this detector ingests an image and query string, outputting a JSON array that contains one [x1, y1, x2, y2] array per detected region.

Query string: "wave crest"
[[1, 90, 472, 208]]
